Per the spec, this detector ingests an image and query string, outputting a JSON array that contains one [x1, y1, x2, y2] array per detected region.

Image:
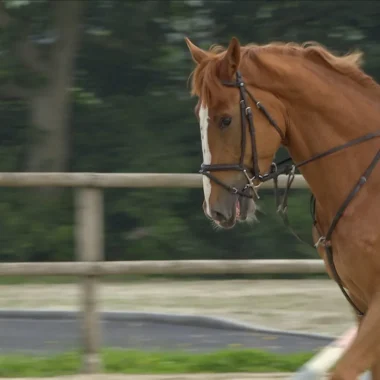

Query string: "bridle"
[[198, 69, 380, 317], [199, 71, 286, 199]]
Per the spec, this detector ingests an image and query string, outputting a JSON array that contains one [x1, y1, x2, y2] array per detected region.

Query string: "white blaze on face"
[[199, 105, 212, 216]]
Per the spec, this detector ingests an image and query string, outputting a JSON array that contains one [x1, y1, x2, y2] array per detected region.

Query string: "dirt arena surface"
[[0, 279, 355, 336], [1, 374, 293, 380]]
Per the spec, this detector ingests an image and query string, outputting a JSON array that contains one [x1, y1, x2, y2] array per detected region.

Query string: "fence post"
[[75, 187, 104, 373]]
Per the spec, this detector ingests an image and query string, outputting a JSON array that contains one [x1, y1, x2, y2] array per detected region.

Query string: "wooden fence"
[[0, 172, 324, 374]]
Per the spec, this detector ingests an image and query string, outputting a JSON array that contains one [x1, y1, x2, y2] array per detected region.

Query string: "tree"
[[0, 0, 379, 266], [0, 0, 85, 172]]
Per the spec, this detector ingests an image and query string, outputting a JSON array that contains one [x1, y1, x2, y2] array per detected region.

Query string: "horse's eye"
[[220, 117, 232, 129]]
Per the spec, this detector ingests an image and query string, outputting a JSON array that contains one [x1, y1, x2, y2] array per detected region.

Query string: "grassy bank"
[[0, 349, 314, 377]]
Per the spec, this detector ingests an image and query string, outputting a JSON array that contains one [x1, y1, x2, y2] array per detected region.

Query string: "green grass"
[[0, 349, 314, 377]]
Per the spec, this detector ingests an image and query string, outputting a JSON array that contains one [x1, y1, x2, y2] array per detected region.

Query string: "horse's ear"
[[220, 37, 241, 78], [185, 37, 207, 64]]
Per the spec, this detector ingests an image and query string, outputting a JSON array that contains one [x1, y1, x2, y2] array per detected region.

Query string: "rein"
[[199, 70, 380, 316]]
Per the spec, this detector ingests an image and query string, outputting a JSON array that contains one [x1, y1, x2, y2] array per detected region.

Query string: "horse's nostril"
[[209, 206, 236, 228], [213, 210, 227, 222]]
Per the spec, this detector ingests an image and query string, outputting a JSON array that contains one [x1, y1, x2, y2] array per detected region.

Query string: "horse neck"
[[277, 64, 380, 215]]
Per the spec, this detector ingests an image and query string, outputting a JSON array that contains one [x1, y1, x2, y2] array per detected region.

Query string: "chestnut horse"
[[185, 36, 380, 380]]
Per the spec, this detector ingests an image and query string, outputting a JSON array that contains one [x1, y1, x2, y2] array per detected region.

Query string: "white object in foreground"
[[290, 326, 371, 380]]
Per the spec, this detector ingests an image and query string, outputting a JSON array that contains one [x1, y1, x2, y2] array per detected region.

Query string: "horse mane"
[[189, 41, 380, 107]]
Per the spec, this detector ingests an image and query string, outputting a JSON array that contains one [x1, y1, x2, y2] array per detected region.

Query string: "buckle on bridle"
[[243, 169, 261, 199], [314, 236, 326, 248]]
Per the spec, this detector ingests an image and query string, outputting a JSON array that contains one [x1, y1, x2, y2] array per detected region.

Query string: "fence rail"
[[0, 172, 308, 188], [0, 259, 325, 276], [0, 171, 315, 374]]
